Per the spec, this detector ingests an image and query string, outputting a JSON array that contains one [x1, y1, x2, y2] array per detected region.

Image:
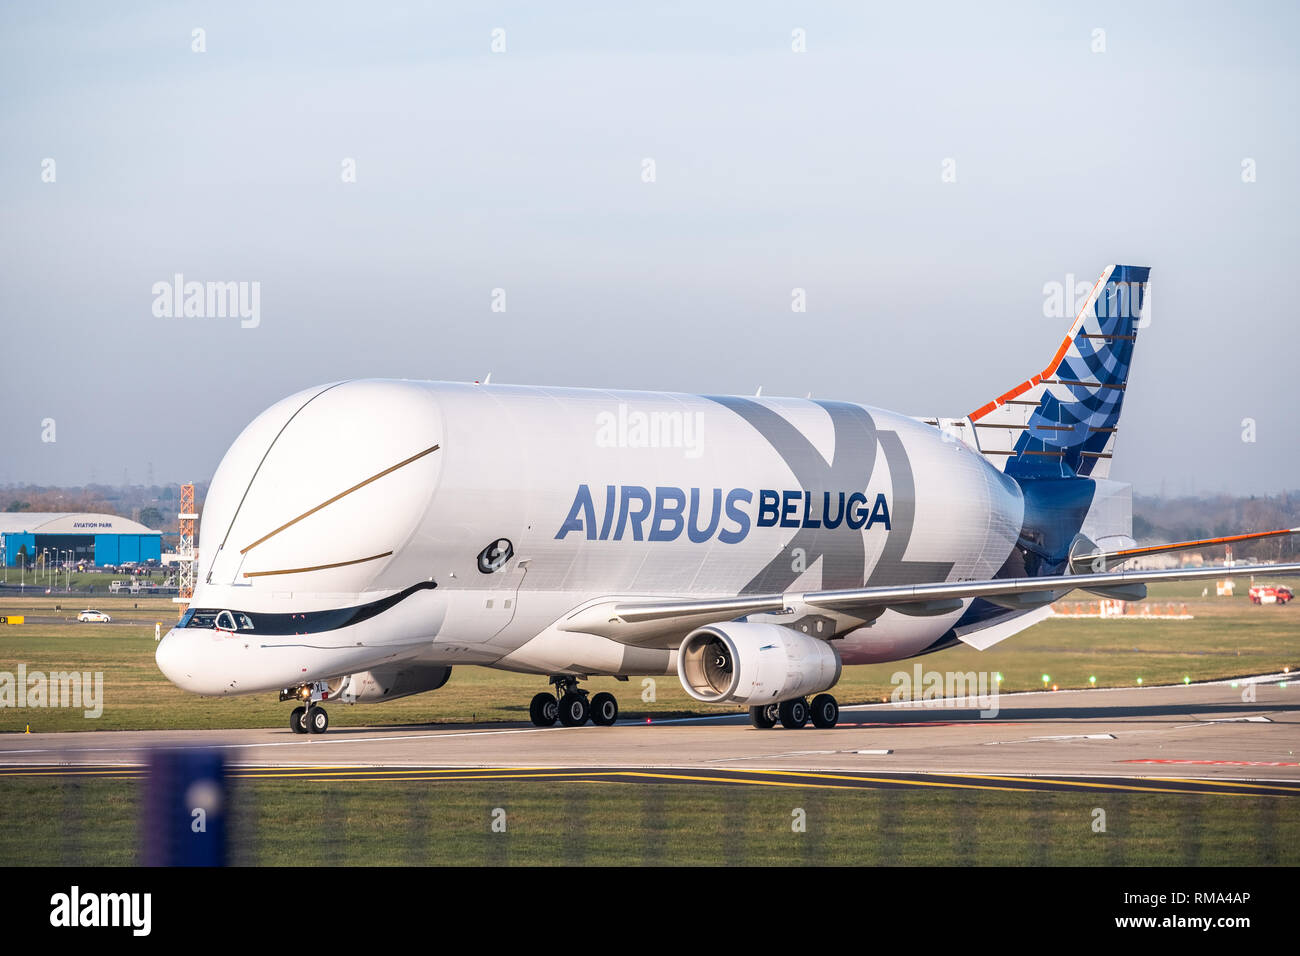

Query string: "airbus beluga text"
[[155, 265, 1299, 733]]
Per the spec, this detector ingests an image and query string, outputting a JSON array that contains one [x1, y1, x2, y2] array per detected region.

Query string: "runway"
[[1, 672, 1297, 794]]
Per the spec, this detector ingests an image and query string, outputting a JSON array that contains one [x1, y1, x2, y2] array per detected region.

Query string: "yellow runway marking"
[[227, 770, 569, 780], [735, 770, 1066, 795], [616, 771, 861, 791], [1, 764, 1292, 796], [234, 770, 613, 783], [1154, 776, 1300, 793], [231, 764, 369, 771], [0, 769, 141, 778], [925, 771, 1278, 797], [737, 768, 1267, 797], [238, 768, 862, 791]]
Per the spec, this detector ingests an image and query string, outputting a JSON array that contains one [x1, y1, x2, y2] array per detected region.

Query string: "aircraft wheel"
[[290, 706, 308, 734], [307, 705, 329, 734], [558, 692, 590, 727], [529, 692, 558, 727], [750, 704, 778, 729], [778, 697, 809, 729], [590, 692, 619, 726], [810, 693, 839, 729]]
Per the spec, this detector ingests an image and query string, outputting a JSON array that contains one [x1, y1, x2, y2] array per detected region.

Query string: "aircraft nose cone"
[[155, 629, 193, 689]]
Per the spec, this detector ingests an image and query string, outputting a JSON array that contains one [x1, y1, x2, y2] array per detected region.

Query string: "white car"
[[77, 609, 112, 623]]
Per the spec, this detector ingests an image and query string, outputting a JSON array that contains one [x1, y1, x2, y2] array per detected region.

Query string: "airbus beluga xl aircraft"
[[156, 264, 1299, 733]]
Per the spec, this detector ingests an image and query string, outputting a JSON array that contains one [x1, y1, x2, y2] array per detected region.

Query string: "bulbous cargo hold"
[[158, 379, 1025, 701]]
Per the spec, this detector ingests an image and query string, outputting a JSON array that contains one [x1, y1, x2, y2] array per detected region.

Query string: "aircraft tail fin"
[[967, 264, 1151, 480]]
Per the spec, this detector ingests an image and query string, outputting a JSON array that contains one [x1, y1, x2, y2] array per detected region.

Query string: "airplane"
[[155, 264, 1300, 733]]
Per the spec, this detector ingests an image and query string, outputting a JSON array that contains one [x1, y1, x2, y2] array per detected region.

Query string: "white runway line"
[[982, 734, 1117, 745]]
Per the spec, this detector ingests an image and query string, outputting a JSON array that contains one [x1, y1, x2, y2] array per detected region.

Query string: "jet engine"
[[335, 662, 453, 704], [676, 622, 841, 707]]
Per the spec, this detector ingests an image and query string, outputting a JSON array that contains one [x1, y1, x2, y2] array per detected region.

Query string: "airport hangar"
[[0, 513, 162, 567]]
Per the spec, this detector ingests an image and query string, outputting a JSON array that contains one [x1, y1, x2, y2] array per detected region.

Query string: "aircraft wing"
[[557, 560, 1300, 648]]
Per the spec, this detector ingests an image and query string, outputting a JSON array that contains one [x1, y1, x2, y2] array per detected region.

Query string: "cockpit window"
[[184, 609, 254, 631], [181, 609, 219, 629], [177, 581, 438, 636]]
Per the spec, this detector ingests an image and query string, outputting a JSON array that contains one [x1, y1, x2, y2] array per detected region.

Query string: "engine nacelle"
[[676, 622, 841, 707], [335, 662, 452, 704]]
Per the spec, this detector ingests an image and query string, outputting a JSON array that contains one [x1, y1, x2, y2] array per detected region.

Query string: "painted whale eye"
[[477, 538, 514, 574]]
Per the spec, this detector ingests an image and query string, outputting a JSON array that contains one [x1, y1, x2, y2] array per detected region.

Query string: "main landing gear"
[[529, 676, 619, 728], [750, 693, 839, 729], [283, 681, 332, 735]]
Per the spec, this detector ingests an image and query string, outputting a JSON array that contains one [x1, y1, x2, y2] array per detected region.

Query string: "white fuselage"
[[156, 379, 1025, 696]]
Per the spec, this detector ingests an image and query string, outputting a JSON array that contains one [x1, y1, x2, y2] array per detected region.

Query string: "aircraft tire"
[[529, 692, 559, 727], [590, 692, 619, 726], [810, 693, 839, 729], [778, 697, 809, 729], [307, 705, 329, 734], [558, 693, 590, 727]]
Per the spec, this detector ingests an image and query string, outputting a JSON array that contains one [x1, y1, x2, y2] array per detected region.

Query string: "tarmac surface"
[[2, 672, 1297, 795]]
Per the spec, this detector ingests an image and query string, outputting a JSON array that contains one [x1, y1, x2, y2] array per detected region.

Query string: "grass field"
[[1, 776, 1293, 866], [0, 582, 1296, 733]]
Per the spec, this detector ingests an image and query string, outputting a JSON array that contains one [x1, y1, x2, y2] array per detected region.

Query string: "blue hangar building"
[[0, 513, 162, 567]]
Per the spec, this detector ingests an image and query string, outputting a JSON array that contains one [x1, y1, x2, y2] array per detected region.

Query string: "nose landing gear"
[[528, 676, 620, 727], [283, 682, 332, 734], [289, 704, 330, 734]]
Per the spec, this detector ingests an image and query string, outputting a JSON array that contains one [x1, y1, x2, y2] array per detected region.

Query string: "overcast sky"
[[1, 1, 1296, 495]]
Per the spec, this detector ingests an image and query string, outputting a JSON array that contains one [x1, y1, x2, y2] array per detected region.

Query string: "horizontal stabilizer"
[[1069, 527, 1299, 574]]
